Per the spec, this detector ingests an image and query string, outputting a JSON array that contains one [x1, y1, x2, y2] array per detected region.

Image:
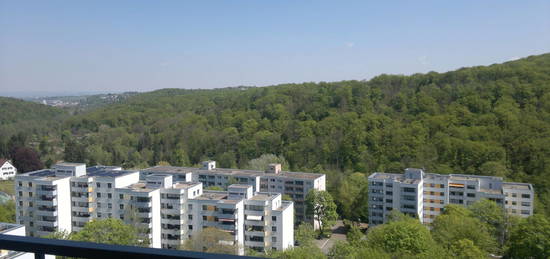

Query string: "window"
[[119, 194, 123, 199], [521, 202, 531, 207], [512, 193, 517, 198], [467, 193, 475, 198], [108, 193, 112, 198], [29, 182, 32, 187], [467, 185, 475, 190], [402, 195, 416, 201], [272, 216, 277, 221], [188, 225, 193, 230], [120, 215, 124, 220], [521, 194, 531, 199], [108, 203, 112, 209], [97, 193, 101, 198], [188, 215, 193, 220], [272, 226, 277, 232], [188, 204, 193, 210], [202, 205, 207, 210], [120, 204, 124, 210], [108, 183, 112, 188], [272, 237, 277, 242], [521, 210, 530, 215], [403, 187, 416, 193], [202, 216, 207, 220], [18, 181, 22, 187], [97, 183, 101, 188], [97, 203, 102, 208]]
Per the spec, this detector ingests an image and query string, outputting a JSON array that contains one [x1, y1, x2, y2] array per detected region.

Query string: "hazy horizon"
[[1, 1, 549, 95]]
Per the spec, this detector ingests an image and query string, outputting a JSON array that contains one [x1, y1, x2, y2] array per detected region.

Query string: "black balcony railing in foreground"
[[0, 234, 262, 259]]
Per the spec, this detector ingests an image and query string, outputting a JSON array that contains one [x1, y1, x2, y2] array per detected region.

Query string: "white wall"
[[55, 177, 72, 233]]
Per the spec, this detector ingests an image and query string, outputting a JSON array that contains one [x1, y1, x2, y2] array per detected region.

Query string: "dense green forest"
[[1, 53, 550, 219]]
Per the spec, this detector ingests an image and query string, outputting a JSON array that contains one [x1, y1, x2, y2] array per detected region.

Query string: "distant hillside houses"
[[0, 159, 17, 180]]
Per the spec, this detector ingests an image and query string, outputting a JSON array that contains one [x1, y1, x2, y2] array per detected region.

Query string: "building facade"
[[15, 163, 294, 254], [0, 159, 17, 180], [368, 168, 534, 226], [142, 161, 325, 226]]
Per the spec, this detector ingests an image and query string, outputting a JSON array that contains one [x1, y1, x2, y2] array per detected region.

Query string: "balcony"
[[36, 210, 57, 217], [0, 234, 260, 259], [36, 199, 58, 206], [138, 212, 153, 218], [36, 189, 57, 196], [36, 220, 58, 228], [134, 201, 152, 208], [72, 206, 93, 213], [72, 196, 93, 203]]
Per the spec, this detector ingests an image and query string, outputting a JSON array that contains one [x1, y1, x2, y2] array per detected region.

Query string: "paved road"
[[314, 220, 347, 254]]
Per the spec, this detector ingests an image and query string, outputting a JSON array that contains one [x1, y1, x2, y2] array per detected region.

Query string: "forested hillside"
[[2, 53, 550, 218], [0, 97, 67, 164]]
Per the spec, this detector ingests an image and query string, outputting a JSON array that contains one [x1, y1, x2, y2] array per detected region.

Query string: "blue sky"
[[1, 0, 549, 96]]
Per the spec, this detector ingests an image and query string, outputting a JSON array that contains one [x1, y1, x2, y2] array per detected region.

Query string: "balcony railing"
[[0, 234, 261, 259]]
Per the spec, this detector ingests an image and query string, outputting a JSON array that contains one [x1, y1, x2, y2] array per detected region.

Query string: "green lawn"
[[0, 180, 15, 195]]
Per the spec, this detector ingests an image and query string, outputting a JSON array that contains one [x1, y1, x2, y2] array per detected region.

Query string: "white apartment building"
[[368, 168, 534, 226], [0, 222, 54, 259], [142, 161, 325, 226], [0, 159, 17, 180], [15, 163, 294, 254]]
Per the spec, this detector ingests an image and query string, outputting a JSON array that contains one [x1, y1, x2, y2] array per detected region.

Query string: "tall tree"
[[11, 147, 43, 173], [366, 216, 439, 256], [505, 214, 550, 259], [70, 218, 142, 246], [431, 205, 496, 254], [181, 227, 238, 255], [294, 223, 316, 247], [306, 190, 338, 235]]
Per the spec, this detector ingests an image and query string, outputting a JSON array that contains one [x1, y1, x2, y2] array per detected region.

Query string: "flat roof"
[[0, 223, 23, 233], [274, 200, 293, 211], [142, 166, 193, 174], [228, 184, 253, 189], [172, 182, 201, 189], [123, 182, 156, 192], [28, 169, 56, 177], [369, 172, 421, 184], [249, 193, 275, 201], [56, 162, 86, 167], [87, 165, 122, 173], [193, 191, 241, 204], [193, 191, 228, 200], [449, 174, 503, 181], [479, 188, 503, 195], [503, 183, 532, 190], [87, 169, 137, 178], [142, 165, 324, 180]]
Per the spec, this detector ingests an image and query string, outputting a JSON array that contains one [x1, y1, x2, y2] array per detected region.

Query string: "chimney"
[[266, 163, 281, 174], [201, 161, 216, 170]]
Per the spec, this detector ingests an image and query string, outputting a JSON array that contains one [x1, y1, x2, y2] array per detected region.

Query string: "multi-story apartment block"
[[142, 161, 325, 225], [15, 163, 294, 254], [368, 168, 534, 226]]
